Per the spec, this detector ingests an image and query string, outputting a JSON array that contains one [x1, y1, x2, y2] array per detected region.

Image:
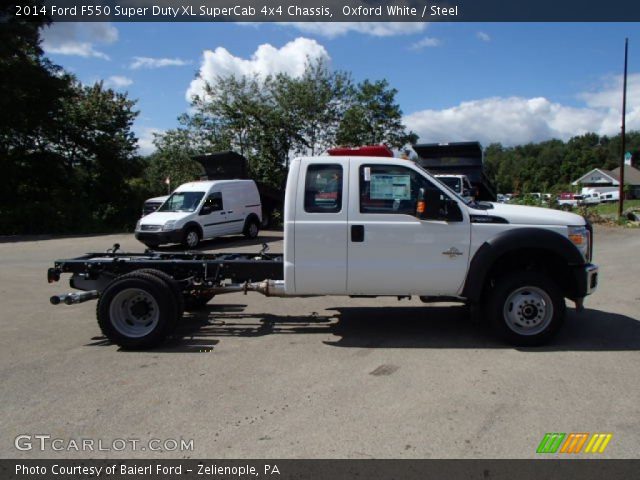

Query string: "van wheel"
[[96, 273, 179, 349], [486, 271, 565, 346], [244, 218, 260, 239], [183, 227, 200, 249]]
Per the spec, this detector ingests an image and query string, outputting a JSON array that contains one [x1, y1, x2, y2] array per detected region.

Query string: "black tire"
[[123, 269, 185, 320], [182, 227, 200, 249], [96, 272, 179, 349], [243, 217, 260, 239], [485, 271, 565, 346], [183, 292, 216, 311]]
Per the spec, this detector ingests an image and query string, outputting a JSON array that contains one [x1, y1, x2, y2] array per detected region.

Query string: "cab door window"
[[359, 164, 444, 217]]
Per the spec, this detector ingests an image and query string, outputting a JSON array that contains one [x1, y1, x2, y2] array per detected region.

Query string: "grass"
[[591, 199, 640, 216]]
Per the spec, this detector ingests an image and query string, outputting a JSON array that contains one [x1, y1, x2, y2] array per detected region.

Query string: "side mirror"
[[200, 205, 212, 216], [417, 188, 463, 222], [443, 198, 463, 222]]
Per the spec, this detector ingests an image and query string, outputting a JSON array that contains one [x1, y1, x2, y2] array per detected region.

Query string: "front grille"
[[140, 224, 162, 232]]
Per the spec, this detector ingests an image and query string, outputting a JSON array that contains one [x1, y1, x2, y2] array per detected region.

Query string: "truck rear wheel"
[[97, 272, 179, 349], [486, 271, 565, 346], [123, 269, 184, 319]]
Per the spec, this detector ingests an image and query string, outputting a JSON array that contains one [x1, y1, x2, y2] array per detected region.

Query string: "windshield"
[[437, 177, 463, 193], [157, 191, 205, 212]]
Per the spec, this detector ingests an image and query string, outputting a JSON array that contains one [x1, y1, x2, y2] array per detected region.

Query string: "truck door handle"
[[227, 211, 233, 214], [220, 211, 225, 215], [351, 225, 364, 242]]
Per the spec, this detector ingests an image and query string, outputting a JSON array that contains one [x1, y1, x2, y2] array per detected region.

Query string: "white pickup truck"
[[48, 155, 598, 348]]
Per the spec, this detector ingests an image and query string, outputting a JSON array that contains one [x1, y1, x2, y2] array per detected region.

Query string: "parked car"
[[142, 195, 168, 217], [135, 179, 262, 249], [579, 191, 601, 205], [558, 192, 579, 209]]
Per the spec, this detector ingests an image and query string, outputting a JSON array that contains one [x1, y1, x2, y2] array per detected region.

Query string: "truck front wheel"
[[486, 271, 565, 346]]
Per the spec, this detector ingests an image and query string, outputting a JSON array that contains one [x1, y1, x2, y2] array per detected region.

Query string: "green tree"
[[144, 129, 205, 194], [336, 79, 417, 148], [0, 9, 142, 234]]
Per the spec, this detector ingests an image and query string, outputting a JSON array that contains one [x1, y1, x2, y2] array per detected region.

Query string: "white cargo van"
[[135, 180, 261, 248]]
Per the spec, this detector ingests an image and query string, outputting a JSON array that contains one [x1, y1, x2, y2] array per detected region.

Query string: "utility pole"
[[618, 38, 628, 220]]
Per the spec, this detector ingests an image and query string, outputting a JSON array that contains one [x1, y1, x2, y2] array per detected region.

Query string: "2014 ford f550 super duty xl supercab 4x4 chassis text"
[[48, 155, 598, 348]]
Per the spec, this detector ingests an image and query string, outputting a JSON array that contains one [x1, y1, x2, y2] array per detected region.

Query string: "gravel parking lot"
[[1, 227, 638, 459]]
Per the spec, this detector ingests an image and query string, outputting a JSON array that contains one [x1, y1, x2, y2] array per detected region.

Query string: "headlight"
[[568, 225, 589, 260], [162, 220, 177, 231], [135, 220, 141, 231]]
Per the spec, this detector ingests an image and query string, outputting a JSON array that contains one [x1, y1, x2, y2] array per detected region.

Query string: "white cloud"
[[136, 127, 163, 156], [404, 74, 640, 146], [186, 37, 330, 101], [276, 22, 428, 39], [410, 37, 442, 50], [477, 31, 491, 42], [41, 22, 118, 60], [130, 57, 192, 69], [104, 76, 133, 89]]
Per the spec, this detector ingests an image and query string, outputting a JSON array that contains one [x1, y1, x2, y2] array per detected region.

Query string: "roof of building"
[[609, 165, 640, 185], [572, 165, 640, 186], [572, 168, 619, 186]]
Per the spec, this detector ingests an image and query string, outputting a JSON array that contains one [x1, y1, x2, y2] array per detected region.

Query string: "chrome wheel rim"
[[503, 286, 553, 336], [248, 223, 258, 238], [109, 288, 159, 338], [186, 231, 198, 247]]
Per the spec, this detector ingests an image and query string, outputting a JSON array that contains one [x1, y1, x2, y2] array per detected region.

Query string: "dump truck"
[[412, 142, 497, 201]]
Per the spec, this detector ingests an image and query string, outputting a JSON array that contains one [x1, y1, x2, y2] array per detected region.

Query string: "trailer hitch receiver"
[[47, 268, 61, 283]]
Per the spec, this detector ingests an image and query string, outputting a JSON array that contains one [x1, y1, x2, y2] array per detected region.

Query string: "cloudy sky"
[[40, 22, 639, 154]]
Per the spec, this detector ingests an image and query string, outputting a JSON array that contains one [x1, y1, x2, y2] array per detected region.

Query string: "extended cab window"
[[359, 164, 443, 217], [304, 164, 343, 213]]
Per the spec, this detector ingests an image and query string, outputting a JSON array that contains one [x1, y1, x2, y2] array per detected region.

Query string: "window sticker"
[[370, 174, 411, 200]]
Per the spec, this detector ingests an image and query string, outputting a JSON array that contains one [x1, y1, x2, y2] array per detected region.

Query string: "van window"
[[202, 192, 223, 212], [304, 164, 343, 213], [359, 164, 442, 215]]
